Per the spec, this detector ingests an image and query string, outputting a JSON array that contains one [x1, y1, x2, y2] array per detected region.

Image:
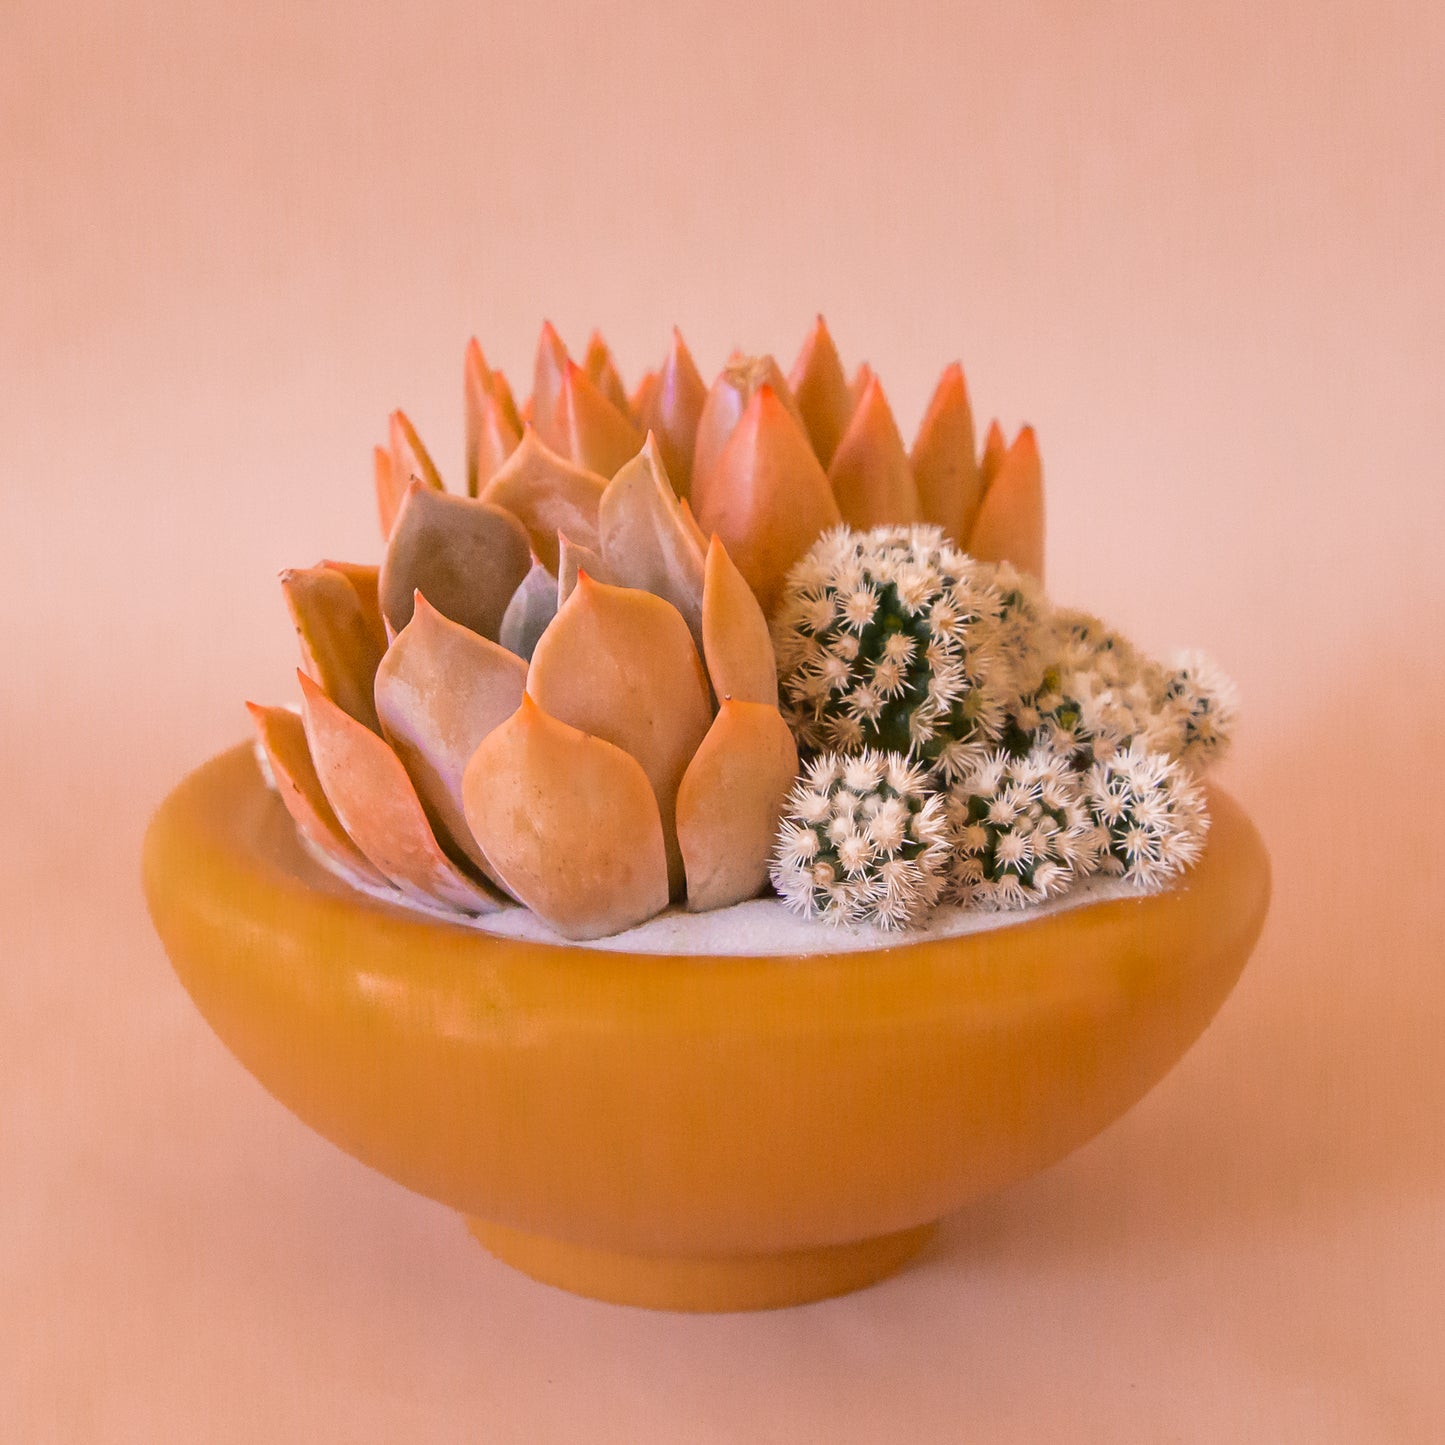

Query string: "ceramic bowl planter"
[[144, 744, 1269, 1312]]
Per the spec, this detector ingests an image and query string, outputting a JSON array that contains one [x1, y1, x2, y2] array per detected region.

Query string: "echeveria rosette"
[[253, 424, 800, 941], [771, 751, 949, 930]]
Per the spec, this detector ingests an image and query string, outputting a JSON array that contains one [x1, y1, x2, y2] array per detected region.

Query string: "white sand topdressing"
[[460, 875, 1147, 956], [310, 835, 1148, 955]]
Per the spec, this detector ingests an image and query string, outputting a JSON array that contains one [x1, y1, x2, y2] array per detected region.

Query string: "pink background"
[[4, 0, 1443, 1438]]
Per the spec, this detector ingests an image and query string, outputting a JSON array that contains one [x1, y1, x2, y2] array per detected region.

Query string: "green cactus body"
[[943, 746, 1093, 910], [773, 526, 1009, 783], [1084, 742, 1209, 891], [1150, 649, 1238, 774], [771, 750, 950, 930]]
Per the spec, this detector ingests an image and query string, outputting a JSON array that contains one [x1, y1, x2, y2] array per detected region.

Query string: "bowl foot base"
[[466, 1217, 936, 1312]]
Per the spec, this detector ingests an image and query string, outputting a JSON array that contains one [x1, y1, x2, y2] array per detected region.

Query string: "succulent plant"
[[1082, 742, 1209, 891], [942, 745, 1093, 910], [259, 421, 799, 940], [250, 319, 1062, 940], [772, 525, 1017, 783], [771, 751, 949, 929]]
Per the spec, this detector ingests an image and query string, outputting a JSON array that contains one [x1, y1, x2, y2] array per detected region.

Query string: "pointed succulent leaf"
[[557, 359, 644, 478], [583, 330, 632, 418], [377, 410, 444, 538], [556, 533, 610, 606], [980, 418, 1007, 491], [281, 565, 386, 732], [701, 535, 778, 706], [497, 559, 559, 662], [461, 694, 670, 940], [297, 671, 505, 913], [479, 427, 607, 573], [465, 340, 523, 494], [692, 384, 842, 613], [911, 362, 983, 545], [379, 480, 532, 640], [676, 699, 800, 912], [677, 496, 709, 555], [630, 368, 660, 420], [391, 409, 444, 488], [530, 320, 572, 455], [691, 353, 805, 506], [967, 425, 1045, 582], [490, 369, 522, 433], [847, 361, 875, 412], [528, 573, 713, 898], [464, 337, 493, 492], [246, 702, 389, 889], [374, 592, 527, 883], [787, 315, 853, 468], [596, 435, 707, 656], [472, 392, 522, 496], [319, 560, 387, 655], [828, 374, 921, 530], [636, 327, 707, 498], [374, 446, 400, 539]]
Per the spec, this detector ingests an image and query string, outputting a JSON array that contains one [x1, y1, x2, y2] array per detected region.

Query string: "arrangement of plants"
[[250, 320, 1235, 940]]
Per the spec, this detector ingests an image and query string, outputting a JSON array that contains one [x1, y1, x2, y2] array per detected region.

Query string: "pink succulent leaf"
[[378, 480, 532, 641], [297, 670, 506, 914]]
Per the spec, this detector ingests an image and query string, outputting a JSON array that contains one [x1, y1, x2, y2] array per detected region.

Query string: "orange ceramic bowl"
[[143, 744, 1270, 1311]]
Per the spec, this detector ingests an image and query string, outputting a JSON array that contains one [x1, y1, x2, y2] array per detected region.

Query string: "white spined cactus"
[[771, 750, 949, 929], [773, 525, 1012, 783], [1083, 741, 1209, 891], [985, 559, 1050, 700], [1002, 607, 1162, 768], [1147, 649, 1238, 774], [942, 745, 1093, 910]]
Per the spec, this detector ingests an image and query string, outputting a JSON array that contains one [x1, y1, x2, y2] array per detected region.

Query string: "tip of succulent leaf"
[[937, 360, 967, 396]]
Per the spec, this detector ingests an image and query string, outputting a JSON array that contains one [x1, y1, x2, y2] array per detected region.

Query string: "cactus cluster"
[[1083, 743, 1209, 890], [942, 745, 1093, 910], [771, 526, 1011, 783], [770, 526, 1236, 930], [1151, 649, 1240, 774], [771, 751, 948, 929]]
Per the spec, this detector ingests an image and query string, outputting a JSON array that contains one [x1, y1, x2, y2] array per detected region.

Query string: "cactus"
[[773, 525, 1012, 783], [987, 559, 1050, 699], [942, 745, 1093, 909], [771, 750, 949, 929], [1001, 608, 1162, 768], [1148, 649, 1238, 774], [1083, 742, 1209, 891]]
